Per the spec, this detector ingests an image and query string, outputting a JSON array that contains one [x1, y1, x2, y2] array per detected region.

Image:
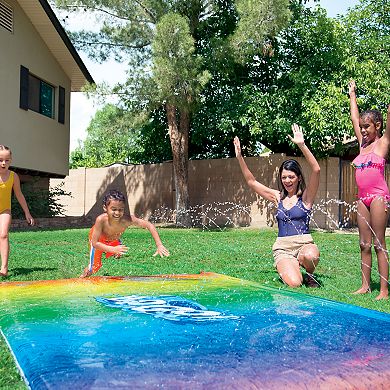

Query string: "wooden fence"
[[50, 155, 341, 230]]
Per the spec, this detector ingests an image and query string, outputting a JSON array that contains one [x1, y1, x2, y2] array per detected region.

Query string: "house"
[[0, 0, 93, 185]]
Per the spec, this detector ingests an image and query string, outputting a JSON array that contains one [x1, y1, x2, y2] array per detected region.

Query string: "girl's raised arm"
[[382, 105, 390, 145], [289, 124, 320, 208], [348, 80, 362, 145], [233, 136, 280, 206]]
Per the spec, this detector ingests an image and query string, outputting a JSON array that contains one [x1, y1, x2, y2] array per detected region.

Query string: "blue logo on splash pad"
[[96, 295, 240, 322]]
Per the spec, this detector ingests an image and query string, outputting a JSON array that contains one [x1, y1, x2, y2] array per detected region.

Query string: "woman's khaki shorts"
[[272, 234, 315, 267]]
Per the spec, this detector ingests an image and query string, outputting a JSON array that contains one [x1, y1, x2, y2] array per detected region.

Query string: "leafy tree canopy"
[[59, 0, 290, 166], [240, 0, 390, 158], [63, 0, 390, 164], [70, 104, 140, 168]]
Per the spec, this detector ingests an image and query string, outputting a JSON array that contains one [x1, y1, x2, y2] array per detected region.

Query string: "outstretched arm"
[[289, 124, 320, 208], [132, 217, 170, 257], [348, 80, 362, 145], [12, 173, 34, 225], [233, 137, 280, 206]]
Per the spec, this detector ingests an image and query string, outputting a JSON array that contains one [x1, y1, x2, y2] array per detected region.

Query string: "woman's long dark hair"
[[278, 159, 306, 200]]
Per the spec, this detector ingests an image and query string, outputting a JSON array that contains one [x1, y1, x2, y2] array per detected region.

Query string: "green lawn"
[[1, 227, 390, 388]]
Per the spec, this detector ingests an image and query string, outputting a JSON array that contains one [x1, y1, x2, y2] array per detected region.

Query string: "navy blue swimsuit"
[[276, 197, 311, 237]]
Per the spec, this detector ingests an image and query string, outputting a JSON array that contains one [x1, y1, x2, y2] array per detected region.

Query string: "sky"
[[68, 0, 361, 151]]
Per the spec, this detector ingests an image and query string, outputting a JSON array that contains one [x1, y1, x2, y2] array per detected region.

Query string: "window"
[[28, 74, 54, 118], [19, 66, 65, 123]]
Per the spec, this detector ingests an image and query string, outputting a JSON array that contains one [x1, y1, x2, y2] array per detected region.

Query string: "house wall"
[[0, 0, 71, 176], [51, 156, 341, 230]]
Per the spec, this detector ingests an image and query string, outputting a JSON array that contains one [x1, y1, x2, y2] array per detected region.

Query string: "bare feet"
[[0, 272, 8, 278], [375, 292, 389, 300], [79, 268, 92, 278], [352, 287, 371, 294]]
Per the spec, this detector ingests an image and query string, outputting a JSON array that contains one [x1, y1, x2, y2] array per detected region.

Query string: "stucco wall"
[[0, 0, 71, 176], [51, 156, 341, 230]]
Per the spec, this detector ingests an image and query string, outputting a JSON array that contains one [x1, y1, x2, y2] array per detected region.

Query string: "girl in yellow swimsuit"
[[0, 145, 34, 277]]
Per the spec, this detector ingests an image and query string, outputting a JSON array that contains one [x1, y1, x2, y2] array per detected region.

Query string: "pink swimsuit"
[[352, 140, 390, 207]]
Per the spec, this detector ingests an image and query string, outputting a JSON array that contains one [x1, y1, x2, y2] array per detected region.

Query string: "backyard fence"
[[50, 155, 344, 230]]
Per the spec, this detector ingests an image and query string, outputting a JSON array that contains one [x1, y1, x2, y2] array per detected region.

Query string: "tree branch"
[[63, 4, 131, 21], [74, 40, 149, 49], [63, 3, 156, 24], [133, 0, 157, 24]]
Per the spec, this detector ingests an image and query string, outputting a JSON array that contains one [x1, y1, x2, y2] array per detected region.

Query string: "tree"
[[239, 2, 349, 157], [239, 0, 390, 158], [302, 0, 390, 156], [340, 0, 390, 110], [70, 106, 172, 168], [70, 103, 142, 167], [57, 0, 290, 226]]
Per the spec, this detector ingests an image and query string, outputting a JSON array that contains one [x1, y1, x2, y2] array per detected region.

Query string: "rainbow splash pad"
[[1, 272, 390, 389]]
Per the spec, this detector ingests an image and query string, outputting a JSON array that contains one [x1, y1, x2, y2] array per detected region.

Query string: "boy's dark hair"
[[360, 110, 383, 135], [103, 190, 126, 206], [278, 159, 306, 200]]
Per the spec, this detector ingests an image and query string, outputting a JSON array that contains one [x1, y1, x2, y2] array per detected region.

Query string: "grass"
[[1, 226, 390, 388]]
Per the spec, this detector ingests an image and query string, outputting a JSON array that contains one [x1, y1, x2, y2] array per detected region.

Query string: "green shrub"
[[12, 181, 72, 218]]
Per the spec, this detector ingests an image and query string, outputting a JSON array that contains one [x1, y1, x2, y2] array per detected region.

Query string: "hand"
[[348, 80, 356, 95], [153, 244, 170, 257], [288, 123, 305, 146], [233, 136, 242, 158], [25, 214, 35, 226], [114, 245, 128, 255]]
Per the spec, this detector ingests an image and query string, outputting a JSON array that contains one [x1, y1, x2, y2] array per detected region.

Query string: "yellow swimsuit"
[[0, 171, 14, 212]]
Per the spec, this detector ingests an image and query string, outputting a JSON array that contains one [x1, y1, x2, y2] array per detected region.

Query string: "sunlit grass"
[[1, 227, 390, 387]]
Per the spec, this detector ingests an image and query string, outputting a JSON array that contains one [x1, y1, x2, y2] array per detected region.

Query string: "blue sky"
[[69, 0, 361, 151], [306, 0, 359, 17]]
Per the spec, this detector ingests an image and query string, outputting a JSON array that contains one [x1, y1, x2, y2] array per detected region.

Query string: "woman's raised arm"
[[234, 136, 280, 206]]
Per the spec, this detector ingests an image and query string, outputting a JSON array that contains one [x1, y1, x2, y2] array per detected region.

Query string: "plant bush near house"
[[11, 181, 72, 218]]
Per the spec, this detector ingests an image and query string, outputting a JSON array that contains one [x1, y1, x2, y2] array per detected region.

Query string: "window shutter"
[[0, 0, 14, 33], [19, 65, 29, 110], [58, 86, 65, 124]]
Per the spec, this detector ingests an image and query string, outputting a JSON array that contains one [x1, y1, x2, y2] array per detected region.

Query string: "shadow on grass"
[[10, 267, 58, 277], [13, 226, 90, 233], [370, 281, 382, 292]]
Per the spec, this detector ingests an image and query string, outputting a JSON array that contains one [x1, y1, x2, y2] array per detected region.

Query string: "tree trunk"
[[166, 103, 192, 227]]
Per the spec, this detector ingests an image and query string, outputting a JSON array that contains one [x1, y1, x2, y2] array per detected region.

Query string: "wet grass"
[[1, 227, 390, 387]]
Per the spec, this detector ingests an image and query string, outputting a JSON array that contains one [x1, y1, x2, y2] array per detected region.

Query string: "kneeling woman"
[[234, 124, 321, 287]]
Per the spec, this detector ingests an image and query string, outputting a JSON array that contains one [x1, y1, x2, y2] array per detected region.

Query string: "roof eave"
[[17, 0, 94, 91]]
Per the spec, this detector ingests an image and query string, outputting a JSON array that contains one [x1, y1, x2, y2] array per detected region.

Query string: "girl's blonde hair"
[[0, 145, 11, 154]]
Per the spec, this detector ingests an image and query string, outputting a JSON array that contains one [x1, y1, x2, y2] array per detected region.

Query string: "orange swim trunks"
[[87, 226, 121, 274]]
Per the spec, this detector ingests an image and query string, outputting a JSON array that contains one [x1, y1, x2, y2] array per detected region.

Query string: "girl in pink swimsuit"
[[349, 80, 390, 300]]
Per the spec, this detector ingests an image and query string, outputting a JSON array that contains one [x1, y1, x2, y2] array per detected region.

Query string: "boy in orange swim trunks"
[[80, 189, 169, 277]]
